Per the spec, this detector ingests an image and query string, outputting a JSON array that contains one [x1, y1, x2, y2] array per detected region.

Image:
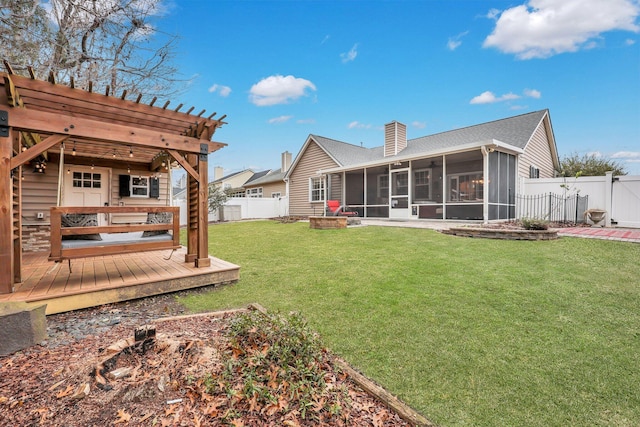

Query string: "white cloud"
[[447, 31, 469, 51], [340, 43, 359, 63], [249, 75, 317, 106], [321, 35, 330, 44], [268, 115, 293, 124], [524, 88, 541, 98], [347, 121, 371, 129], [626, 38, 636, 45], [471, 88, 542, 104], [297, 118, 316, 124], [587, 151, 602, 157], [208, 84, 232, 97], [483, 0, 640, 59], [612, 151, 640, 158], [470, 91, 520, 104], [412, 121, 427, 129]]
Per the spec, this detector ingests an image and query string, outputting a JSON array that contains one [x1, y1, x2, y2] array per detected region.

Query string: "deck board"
[[0, 248, 240, 314]]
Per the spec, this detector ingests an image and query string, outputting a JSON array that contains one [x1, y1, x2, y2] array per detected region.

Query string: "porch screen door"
[[390, 170, 409, 218]]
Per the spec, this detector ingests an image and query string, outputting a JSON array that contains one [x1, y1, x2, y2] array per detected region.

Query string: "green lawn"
[[179, 221, 640, 427]]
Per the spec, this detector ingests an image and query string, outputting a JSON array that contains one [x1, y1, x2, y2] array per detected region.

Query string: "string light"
[[72, 143, 76, 156], [129, 146, 133, 158]]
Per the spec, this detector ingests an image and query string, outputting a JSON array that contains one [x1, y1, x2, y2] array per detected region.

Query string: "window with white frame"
[[131, 176, 149, 197], [309, 176, 325, 202], [413, 169, 431, 201], [246, 188, 263, 198]]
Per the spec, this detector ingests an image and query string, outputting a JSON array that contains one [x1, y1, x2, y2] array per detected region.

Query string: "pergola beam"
[[6, 106, 212, 154], [10, 134, 68, 169]]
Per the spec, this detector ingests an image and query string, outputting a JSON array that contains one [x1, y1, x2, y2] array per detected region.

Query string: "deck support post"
[[0, 125, 14, 294]]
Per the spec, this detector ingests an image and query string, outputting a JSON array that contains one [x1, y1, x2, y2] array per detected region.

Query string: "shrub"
[[520, 218, 550, 230]]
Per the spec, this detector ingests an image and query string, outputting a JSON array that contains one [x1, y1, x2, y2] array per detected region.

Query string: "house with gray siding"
[[285, 109, 559, 221]]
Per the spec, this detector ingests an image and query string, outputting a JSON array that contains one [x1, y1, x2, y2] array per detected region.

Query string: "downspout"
[[481, 146, 490, 224]]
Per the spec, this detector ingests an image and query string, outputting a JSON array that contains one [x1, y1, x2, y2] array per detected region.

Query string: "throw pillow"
[[61, 213, 102, 241], [142, 211, 172, 237]]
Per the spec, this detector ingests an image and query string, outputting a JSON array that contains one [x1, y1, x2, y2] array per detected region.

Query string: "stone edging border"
[[154, 303, 434, 427], [442, 227, 558, 241]]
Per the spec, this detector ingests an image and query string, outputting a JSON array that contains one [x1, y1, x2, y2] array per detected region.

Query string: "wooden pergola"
[[0, 66, 227, 295]]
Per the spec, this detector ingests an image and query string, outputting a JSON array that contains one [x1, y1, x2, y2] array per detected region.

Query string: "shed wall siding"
[[111, 168, 170, 223], [21, 163, 60, 225], [289, 141, 339, 216], [21, 165, 170, 225], [519, 119, 555, 178]]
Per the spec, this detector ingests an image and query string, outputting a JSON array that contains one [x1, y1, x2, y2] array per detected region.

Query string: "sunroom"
[[320, 147, 518, 222]]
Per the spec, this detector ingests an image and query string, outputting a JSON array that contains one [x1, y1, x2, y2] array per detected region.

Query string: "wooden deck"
[[0, 248, 240, 315]]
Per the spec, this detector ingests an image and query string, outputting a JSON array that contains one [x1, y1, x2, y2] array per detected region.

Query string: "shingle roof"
[[212, 169, 252, 183], [310, 135, 382, 167], [312, 110, 548, 167], [404, 109, 547, 155], [245, 169, 287, 186], [243, 169, 272, 185]]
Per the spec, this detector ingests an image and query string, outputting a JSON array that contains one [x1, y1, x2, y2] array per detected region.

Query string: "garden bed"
[[442, 226, 558, 240]]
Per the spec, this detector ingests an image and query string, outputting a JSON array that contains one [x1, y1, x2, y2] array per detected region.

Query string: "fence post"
[[605, 171, 613, 227], [548, 193, 552, 221]]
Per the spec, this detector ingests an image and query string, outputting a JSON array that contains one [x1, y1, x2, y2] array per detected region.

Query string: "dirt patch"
[[0, 308, 419, 426]]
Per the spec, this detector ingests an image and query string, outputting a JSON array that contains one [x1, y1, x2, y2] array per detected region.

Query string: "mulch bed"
[[0, 294, 420, 426]]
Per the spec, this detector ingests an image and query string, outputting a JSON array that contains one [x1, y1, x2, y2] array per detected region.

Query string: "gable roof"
[[288, 110, 555, 175], [405, 109, 548, 155]]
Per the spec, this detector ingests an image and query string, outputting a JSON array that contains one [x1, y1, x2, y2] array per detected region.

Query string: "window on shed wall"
[[131, 176, 149, 197], [309, 177, 325, 202]]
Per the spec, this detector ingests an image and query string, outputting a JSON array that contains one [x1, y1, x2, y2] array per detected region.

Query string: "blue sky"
[[156, 0, 640, 178]]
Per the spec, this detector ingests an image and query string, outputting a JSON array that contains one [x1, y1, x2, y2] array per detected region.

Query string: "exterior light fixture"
[[72, 143, 76, 156], [129, 146, 133, 157]]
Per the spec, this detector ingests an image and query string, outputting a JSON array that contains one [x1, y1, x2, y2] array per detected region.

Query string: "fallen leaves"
[[113, 408, 131, 424], [0, 311, 412, 427]]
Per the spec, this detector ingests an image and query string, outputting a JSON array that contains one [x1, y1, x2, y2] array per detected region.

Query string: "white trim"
[[130, 175, 150, 198], [309, 176, 325, 202]]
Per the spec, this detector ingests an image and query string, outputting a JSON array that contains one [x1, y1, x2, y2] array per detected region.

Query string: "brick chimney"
[[384, 121, 407, 157], [281, 151, 292, 173]]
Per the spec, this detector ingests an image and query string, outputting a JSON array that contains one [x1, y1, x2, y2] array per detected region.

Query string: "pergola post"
[[196, 145, 210, 267], [0, 126, 14, 293], [185, 153, 198, 264]]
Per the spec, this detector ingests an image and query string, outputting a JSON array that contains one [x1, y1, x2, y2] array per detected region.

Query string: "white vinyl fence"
[[520, 172, 640, 228], [176, 196, 289, 225]]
